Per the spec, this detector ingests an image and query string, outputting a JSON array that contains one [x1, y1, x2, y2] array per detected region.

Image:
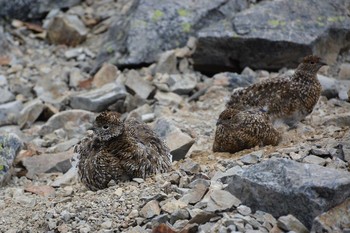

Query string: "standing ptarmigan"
[[226, 55, 326, 127], [74, 111, 172, 191], [213, 108, 281, 153]]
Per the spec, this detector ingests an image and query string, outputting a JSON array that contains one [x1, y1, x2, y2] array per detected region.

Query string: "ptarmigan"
[[226, 55, 326, 127], [213, 108, 281, 153], [74, 111, 172, 191]]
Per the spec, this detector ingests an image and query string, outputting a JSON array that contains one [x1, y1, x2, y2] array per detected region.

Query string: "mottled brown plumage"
[[227, 55, 326, 126], [213, 108, 281, 153], [74, 111, 172, 191]]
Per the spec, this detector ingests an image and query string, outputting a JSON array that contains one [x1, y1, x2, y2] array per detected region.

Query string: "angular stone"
[[153, 73, 198, 95], [92, 63, 119, 87], [125, 70, 155, 99], [18, 99, 45, 129], [318, 75, 350, 101], [0, 133, 22, 187], [206, 190, 241, 212], [0, 87, 15, 104], [303, 155, 326, 166], [154, 91, 184, 106], [64, 47, 83, 59], [277, 215, 308, 233], [222, 158, 350, 229], [237, 205, 252, 216], [155, 50, 178, 74], [70, 83, 126, 112], [240, 152, 261, 164], [47, 14, 88, 46], [180, 182, 208, 204], [161, 199, 187, 214], [0, 0, 81, 21], [170, 209, 190, 225], [22, 150, 74, 179], [152, 118, 195, 161], [213, 72, 255, 90], [312, 198, 350, 233], [339, 63, 350, 80], [193, 0, 350, 73], [96, 0, 245, 69], [38, 110, 95, 137], [0, 100, 23, 126]]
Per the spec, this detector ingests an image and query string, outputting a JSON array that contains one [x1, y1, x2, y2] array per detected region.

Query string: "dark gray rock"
[[0, 0, 81, 21], [70, 83, 126, 112], [95, 0, 248, 70], [0, 101, 23, 126], [222, 158, 350, 229], [0, 133, 22, 187], [193, 0, 350, 73]]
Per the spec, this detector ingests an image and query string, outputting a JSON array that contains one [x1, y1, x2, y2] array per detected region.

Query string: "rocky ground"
[[1, 0, 350, 233]]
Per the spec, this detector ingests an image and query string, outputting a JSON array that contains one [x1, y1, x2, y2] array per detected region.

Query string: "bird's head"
[[216, 108, 239, 126], [297, 55, 327, 73], [93, 111, 124, 141]]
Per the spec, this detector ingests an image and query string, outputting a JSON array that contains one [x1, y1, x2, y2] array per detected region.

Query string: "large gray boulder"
[[95, 0, 248, 71], [0, 0, 81, 21], [96, 0, 350, 74], [221, 159, 350, 229], [193, 0, 350, 73]]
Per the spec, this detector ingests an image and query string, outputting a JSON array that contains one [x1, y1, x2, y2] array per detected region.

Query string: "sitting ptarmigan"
[[226, 55, 326, 127], [213, 108, 281, 153], [74, 111, 172, 191]]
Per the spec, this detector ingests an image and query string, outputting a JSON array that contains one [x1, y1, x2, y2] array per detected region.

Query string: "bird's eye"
[[102, 125, 109, 130], [310, 61, 315, 64]]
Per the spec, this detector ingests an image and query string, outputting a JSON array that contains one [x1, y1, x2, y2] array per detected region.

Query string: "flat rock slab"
[[221, 158, 350, 229], [0, 133, 23, 187], [311, 198, 350, 233], [70, 83, 126, 112]]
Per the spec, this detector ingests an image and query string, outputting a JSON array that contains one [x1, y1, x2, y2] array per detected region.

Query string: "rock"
[[318, 74, 350, 101], [303, 155, 326, 166], [47, 13, 88, 46], [237, 205, 252, 216], [193, 0, 350, 73], [240, 151, 262, 164], [312, 198, 350, 233], [38, 110, 95, 137], [310, 148, 330, 158], [155, 50, 178, 74], [180, 181, 208, 204], [152, 118, 195, 161], [161, 199, 187, 214], [323, 112, 350, 127], [153, 73, 198, 95], [140, 200, 161, 218], [0, 0, 81, 20], [70, 83, 126, 112], [170, 209, 190, 225], [0, 101, 23, 126], [0, 87, 15, 104], [206, 190, 241, 212], [34, 66, 69, 108], [22, 150, 74, 179], [92, 63, 119, 87], [64, 47, 83, 59], [24, 185, 55, 197], [222, 158, 350, 229], [18, 99, 45, 129], [96, 0, 248, 69], [213, 72, 255, 90], [277, 215, 308, 233], [0, 133, 22, 187], [154, 91, 184, 106], [125, 70, 155, 99], [180, 159, 201, 174], [339, 63, 350, 80]]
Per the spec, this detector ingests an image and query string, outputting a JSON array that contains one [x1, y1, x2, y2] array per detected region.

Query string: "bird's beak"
[[216, 119, 222, 126], [319, 59, 327, 66]]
